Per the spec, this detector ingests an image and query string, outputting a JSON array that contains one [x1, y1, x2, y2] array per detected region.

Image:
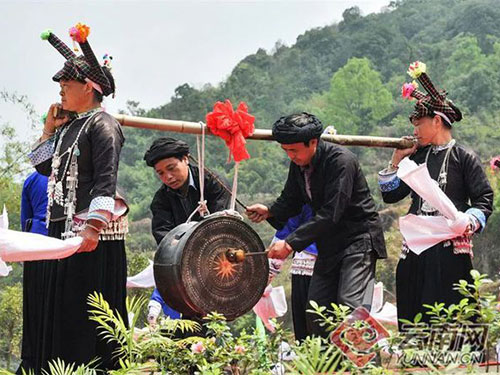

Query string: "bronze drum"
[[153, 215, 269, 321]]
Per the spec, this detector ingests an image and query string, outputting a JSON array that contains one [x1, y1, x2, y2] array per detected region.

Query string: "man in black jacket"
[[144, 137, 230, 245], [246, 113, 387, 338], [144, 137, 230, 330]]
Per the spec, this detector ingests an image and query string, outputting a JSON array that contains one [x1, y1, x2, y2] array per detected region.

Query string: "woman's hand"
[[41, 103, 70, 141], [77, 225, 100, 253]]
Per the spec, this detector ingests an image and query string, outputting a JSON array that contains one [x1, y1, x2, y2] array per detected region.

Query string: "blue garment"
[[275, 204, 318, 255], [151, 288, 181, 319], [21, 172, 48, 235]]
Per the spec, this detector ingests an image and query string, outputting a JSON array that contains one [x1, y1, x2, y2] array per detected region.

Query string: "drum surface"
[[154, 215, 268, 320]]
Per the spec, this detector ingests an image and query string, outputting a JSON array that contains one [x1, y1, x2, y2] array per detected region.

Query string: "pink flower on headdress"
[[490, 156, 500, 171], [191, 341, 206, 354], [407, 61, 427, 79], [402, 81, 418, 99]]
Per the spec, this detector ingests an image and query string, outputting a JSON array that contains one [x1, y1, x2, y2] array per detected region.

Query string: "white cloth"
[[371, 281, 384, 314], [371, 302, 398, 326], [253, 284, 288, 332], [126, 260, 155, 288], [0, 205, 82, 264], [0, 259, 12, 277], [0, 228, 82, 262], [0, 205, 8, 229], [370, 282, 398, 325], [397, 157, 469, 254], [0, 206, 11, 276]]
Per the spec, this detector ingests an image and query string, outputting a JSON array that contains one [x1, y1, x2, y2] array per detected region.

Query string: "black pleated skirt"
[[396, 243, 473, 330], [18, 221, 128, 374]]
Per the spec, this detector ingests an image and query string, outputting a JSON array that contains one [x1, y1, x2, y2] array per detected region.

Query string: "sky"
[[0, 0, 389, 146]]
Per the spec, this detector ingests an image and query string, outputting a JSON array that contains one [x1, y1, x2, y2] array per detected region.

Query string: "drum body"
[[153, 215, 269, 321]]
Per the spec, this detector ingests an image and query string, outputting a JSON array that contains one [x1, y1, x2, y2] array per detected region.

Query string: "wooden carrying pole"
[[114, 114, 414, 149]]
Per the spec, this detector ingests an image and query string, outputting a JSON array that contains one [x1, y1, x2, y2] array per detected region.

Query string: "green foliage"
[[0, 92, 35, 371], [0, 358, 99, 375], [285, 336, 345, 374], [306, 300, 351, 334], [7, 274, 500, 373], [42, 358, 98, 375], [0, 177, 22, 232], [0, 91, 39, 130], [376, 225, 405, 296], [116, 0, 500, 245], [307, 57, 394, 135], [86, 293, 287, 374], [0, 284, 22, 371], [0, 124, 28, 180], [87, 292, 152, 363]]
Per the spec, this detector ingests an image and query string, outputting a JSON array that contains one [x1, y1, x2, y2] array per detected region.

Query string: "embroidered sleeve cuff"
[[466, 208, 486, 233], [87, 212, 110, 225], [378, 169, 400, 192], [89, 196, 115, 214], [29, 136, 55, 166]]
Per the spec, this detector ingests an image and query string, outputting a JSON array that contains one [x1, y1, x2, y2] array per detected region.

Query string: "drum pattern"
[[154, 216, 269, 320]]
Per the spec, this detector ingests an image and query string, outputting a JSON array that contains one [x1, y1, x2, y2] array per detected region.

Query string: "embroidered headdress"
[[401, 61, 462, 126], [41, 23, 115, 97]]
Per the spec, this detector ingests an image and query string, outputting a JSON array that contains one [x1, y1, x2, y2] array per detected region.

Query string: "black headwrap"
[[272, 112, 324, 144], [144, 137, 190, 167]]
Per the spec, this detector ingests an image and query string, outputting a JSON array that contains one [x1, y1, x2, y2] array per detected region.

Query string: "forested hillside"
[[118, 0, 500, 279]]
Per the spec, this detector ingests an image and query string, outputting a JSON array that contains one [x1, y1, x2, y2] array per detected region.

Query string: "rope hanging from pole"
[[186, 122, 210, 223]]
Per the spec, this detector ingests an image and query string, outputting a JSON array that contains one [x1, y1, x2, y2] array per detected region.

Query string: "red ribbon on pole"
[[206, 99, 255, 162]]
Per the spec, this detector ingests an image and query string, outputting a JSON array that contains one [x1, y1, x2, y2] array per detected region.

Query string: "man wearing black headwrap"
[[144, 137, 230, 244], [246, 112, 386, 338], [144, 137, 230, 331]]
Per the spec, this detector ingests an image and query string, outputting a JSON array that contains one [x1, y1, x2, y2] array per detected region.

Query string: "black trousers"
[[306, 251, 376, 338], [291, 274, 312, 342]]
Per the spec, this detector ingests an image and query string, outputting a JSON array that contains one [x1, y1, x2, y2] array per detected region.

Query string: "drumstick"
[[225, 248, 269, 263]]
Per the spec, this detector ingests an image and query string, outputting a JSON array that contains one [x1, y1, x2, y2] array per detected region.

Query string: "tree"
[[0, 284, 22, 371], [341, 6, 361, 24], [307, 57, 393, 135]]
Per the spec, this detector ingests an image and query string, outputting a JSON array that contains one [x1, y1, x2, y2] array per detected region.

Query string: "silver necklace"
[[46, 108, 103, 238]]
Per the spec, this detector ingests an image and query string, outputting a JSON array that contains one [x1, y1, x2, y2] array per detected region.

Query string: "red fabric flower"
[[490, 156, 500, 171], [206, 99, 255, 162]]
